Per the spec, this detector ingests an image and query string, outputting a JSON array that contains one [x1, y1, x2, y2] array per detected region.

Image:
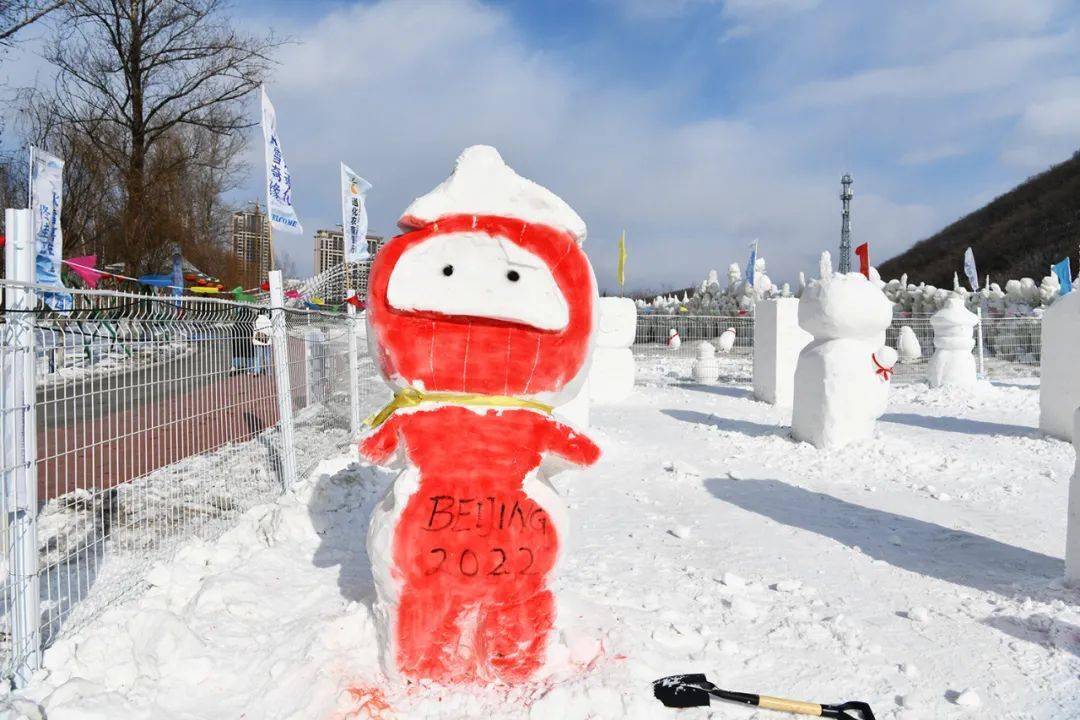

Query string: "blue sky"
[[9, 0, 1080, 291]]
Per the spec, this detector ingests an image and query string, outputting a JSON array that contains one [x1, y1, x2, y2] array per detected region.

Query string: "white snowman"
[[791, 253, 897, 449], [716, 327, 737, 353], [667, 328, 681, 349], [897, 325, 922, 364]]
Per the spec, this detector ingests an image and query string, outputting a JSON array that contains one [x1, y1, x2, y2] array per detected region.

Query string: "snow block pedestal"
[[589, 297, 636, 403], [1040, 291, 1080, 440], [753, 298, 811, 406], [791, 269, 896, 449], [927, 294, 978, 388], [1068, 408, 1080, 586]]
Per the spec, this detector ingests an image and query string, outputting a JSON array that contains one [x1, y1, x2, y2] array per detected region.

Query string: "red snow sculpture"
[[359, 146, 600, 684]]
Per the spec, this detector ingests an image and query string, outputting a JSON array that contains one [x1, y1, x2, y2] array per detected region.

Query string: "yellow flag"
[[617, 231, 628, 287]]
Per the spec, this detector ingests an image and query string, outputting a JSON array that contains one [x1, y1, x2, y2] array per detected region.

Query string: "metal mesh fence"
[[0, 283, 385, 685], [885, 315, 935, 383], [887, 312, 1041, 384], [979, 316, 1041, 380], [282, 308, 388, 480], [630, 311, 1042, 386], [632, 314, 754, 382]]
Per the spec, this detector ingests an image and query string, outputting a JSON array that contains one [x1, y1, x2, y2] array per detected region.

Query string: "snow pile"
[[882, 270, 1065, 317], [10, 354, 1080, 719], [37, 341, 192, 388], [637, 258, 791, 316], [399, 145, 586, 243]]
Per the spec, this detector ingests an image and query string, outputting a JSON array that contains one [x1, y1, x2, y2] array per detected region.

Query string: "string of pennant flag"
[[57, 254, 366, 310]]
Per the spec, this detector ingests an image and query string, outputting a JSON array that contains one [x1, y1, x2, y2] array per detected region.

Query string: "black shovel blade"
[[653, 673, 714, 708], [822, 700, 878, 720]]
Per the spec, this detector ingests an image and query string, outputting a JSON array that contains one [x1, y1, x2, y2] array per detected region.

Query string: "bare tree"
[[0, 1, 67, 44], [41, 0, 278, 273]]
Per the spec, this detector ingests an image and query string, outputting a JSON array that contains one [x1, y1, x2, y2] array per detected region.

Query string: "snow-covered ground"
[[36, 340, 193, 388], [6, 357, 1079, 719]]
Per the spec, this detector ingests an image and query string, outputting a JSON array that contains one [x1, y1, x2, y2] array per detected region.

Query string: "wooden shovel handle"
[[758, 695, 823, 716]]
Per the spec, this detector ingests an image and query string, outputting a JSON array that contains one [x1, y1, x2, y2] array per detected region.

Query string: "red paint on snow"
[[341, 686, 393, 719], [361, 214, 600, 684], [366, 215, 594, 397], [360, 407, 599, 683]]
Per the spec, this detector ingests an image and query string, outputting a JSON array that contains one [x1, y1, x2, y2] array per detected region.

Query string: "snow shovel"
[[652, 673, 877, 720]]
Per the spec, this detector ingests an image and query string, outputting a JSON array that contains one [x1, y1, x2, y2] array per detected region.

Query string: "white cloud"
[[5, 0, 1077, 291], [251, 0, 938, 290], [721, 0, 819, 25], [899, 144, 969, 166], [1000, 79, 1080, 169], [789, 34, 1072, 108]]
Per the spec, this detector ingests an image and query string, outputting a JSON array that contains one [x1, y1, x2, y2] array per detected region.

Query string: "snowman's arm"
[[359, 415, 403, 465], [544, 420, 601, 467]]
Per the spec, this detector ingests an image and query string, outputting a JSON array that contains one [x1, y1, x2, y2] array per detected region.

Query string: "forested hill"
[[879, 151, 1080, 286]]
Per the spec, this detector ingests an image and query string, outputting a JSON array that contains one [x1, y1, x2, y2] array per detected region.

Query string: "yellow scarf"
[[364, 387, 554, 428]]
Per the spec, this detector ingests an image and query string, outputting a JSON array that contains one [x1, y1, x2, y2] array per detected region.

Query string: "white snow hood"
[[399, 145, 587, 244], [386, 231, 570, 331]]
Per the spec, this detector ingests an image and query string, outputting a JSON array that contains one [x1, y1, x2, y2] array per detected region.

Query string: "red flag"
[[284, 289, 302, 300], [346, 294, 366, 310], [66, 256, 105, 288], [854, 242, 870, 279], [260, 280, 271, 292]]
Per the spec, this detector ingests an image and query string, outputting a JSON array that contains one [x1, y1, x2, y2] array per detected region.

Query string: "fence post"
[[346, 290, 362, 437], [3, 208, 41, 685], [268, 271, 298, 488], [975, 305, 986, 379]]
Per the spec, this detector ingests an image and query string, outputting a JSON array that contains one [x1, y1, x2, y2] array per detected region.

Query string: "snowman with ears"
[[791, 252, 898, 449], [359, 146, 601, 685]]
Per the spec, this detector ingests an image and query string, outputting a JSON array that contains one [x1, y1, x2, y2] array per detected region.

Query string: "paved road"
[[34, 337, 308, 501]]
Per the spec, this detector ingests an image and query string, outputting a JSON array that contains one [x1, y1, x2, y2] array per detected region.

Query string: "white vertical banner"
[[963, 246, 979, 291], [260, 86, 303, 235], [29, 147, 69, 310], [341, 163, 372, 262]]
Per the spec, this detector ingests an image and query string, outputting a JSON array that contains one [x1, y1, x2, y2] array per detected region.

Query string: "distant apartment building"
[[313, 228, 384, 273], [230, 202, 272, 287], [312, 228, 385, 299]]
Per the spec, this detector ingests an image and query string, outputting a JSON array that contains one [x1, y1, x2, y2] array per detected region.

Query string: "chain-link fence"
[[0, 281, 387, 686]]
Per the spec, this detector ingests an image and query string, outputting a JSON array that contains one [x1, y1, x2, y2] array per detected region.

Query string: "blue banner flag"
[[745, 240, 758, 287], [1053, 257, 1072, 295], [30, 147, 70, 310]]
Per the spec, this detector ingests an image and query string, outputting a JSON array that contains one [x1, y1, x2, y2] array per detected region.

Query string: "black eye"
[[506, 270, 520, 282], [442, 265, 454, 276]]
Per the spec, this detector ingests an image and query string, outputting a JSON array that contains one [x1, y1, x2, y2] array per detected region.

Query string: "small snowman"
[[716, 327, 737, 353], [667, 328, 681, 349], [792, 252, 897, 449], [897, 325, 922, 364], [927, 293, 978, 388], [692, 341, 720, 383]]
